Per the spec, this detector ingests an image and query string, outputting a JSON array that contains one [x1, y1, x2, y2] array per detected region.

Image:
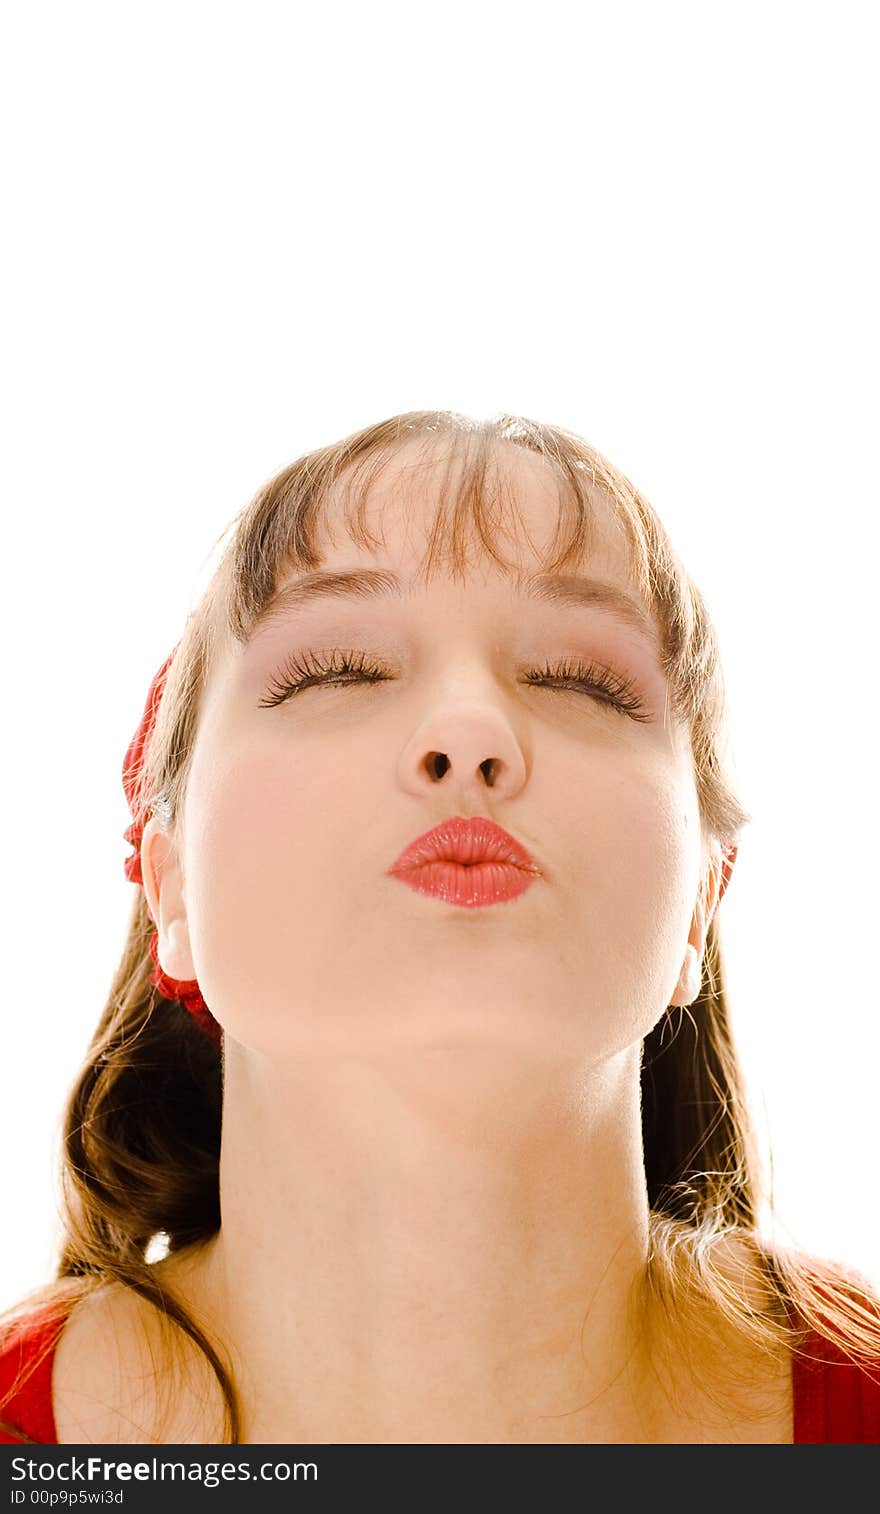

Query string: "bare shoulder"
[[52, 1265, 220, 1445], [669, 1233, 795, 1443], [52, 1283, 162, 1444]]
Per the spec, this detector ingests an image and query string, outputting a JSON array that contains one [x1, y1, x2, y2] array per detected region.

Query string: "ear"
[[139, 815, 197, 983], [668, 842, 737, 1008]]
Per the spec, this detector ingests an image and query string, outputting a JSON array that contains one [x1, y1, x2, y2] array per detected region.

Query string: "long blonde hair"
[[3, 410, 879, 1443]]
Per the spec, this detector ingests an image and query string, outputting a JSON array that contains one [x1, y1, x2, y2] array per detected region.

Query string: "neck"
[[173, 1041, 672, 1443]]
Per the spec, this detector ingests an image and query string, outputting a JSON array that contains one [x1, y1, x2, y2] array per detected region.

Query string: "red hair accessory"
[[122, 646, 222, 1046]]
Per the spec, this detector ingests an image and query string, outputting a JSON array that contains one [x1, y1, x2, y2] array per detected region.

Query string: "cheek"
[[565, 743, 695, 874], [187, 750, 314, 893], [180, 746, 335, 1012], [589, 775, 702, 1033], [614, 780, 692, 887], [182, 739, 380, 921], [567, 763, 700, 952]]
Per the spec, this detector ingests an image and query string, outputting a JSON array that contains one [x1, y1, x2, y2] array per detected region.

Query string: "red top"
[[2, 1298, 879, 1444]]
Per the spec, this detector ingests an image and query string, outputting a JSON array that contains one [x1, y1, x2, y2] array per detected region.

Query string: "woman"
[[2, 410, 879, 1444]]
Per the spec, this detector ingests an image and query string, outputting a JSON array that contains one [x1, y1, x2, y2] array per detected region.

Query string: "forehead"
[[312, 434, 635, 589]]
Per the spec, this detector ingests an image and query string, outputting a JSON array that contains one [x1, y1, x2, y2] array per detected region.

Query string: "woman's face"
[[169, 442, 709, 1068]]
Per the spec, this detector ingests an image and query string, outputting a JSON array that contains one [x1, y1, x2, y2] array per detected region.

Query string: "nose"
[[396, 702, 528, 805]]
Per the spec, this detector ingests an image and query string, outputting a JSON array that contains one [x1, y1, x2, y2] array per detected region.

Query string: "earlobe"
[[668, 843, 734, 1009], [669, 942, 703, 1008], [139, 816, 197, 982]]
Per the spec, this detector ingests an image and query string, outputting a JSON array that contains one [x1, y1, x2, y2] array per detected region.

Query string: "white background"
[[1, 1, 877, 1309]]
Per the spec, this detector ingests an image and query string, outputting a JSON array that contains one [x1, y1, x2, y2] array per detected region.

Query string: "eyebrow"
[[246, 568, 660, 650]]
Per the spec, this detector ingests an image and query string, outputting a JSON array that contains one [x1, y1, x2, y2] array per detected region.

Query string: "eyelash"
[[258, 648, 651, 722]]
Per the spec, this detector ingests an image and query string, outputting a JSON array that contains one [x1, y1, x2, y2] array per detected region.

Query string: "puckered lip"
[[386, 815, 541, 875]]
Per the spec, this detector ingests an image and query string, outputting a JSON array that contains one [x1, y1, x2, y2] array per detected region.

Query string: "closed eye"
[[258, 648, 651, 722]]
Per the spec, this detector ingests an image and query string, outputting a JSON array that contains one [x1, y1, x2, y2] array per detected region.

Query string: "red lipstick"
[[386, 816, 541, 908]]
